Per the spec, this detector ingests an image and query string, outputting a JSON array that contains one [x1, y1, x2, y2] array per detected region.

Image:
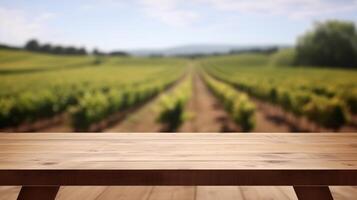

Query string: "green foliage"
[[69, 73, 182, 131], [0, 49, 185, 129], [202, 54, 270, 68], [202, 54, 356, 130], [93, 56, 104, 65], [232, 96, 256, 132], [0, 98, 15, 127], [156, 78, 192, 132], [70, 91, 109, 131], [25, 39, 88, 55], [0, 89, 80, 128], [25, 39, 40, 52], [270, 48, 296, 67], [287, 91, 312, 116], [336, 89, 357, 114], [296, 20, 357, 68], [203, 73, 256, 132], [303, 97, 349, 130]]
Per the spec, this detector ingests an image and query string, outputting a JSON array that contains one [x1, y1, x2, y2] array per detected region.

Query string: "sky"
[[0, 0, 357, 51]]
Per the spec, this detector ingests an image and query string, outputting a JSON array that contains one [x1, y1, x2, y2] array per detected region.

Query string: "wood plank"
[[2, 186, 357, 200], [239, 186, 297, 200], [0, 133, 356, 187], [56, 186, 107, 200], [95, 186, 152, 200], [1, 133, 356, 141], [0, 186, 21, 200], [1, 169, 357, 186], [2, 152, 357, 161], [331, 186, 357, 200], [148, 186, 195, 200], [196, 186, 244, 200]]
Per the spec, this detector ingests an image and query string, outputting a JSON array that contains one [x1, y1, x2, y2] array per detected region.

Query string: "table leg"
[[17, 186, 59, 200], [293, 186, 333, 200]]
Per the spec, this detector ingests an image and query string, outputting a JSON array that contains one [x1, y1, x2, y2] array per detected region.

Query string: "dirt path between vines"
[[250, 97, 357, 133], [3, 65, 357, 200], [39, 115, 73, 132], [104, 85, 177, 132], [106, 67, 294, 133], [207, 73, 357, 133], [3, 67, 357, 199], [251, 99, 298, 132], [34, 74, 186, 133], [180, 71, 238, 132], [40, 95, 171, 133], [105, 66, 239, 133], [182, 70, 294, 133]]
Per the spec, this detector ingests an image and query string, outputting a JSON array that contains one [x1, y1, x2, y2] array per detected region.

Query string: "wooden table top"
[[0, 133, 357, 186], [1, 133, 357, 170]]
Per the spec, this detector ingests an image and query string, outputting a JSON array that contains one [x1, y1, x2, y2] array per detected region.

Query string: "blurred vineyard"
[[0, 49, 356, 132], [202, 54, 357, 131], [0, 49, 186, 131]]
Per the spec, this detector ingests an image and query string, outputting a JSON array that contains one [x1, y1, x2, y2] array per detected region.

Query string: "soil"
[[1, 75, 184, 133], [179, 70, 303, 133], [0, 114, 67, 133], [2, 65, 357, 200], [251, 98, 309, 132], [180, 72, 239, 132], [106, 69, 240, 133], [250, 97, 357, 133], [2, 64, 356, 134], [105, 76, 185, 132], [208, 73, 357, 133], [104, 94, 166, 132]]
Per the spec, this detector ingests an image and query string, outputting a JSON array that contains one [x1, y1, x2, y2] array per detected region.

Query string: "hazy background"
[[1, 1, 357, 133], [1, 0, 357, 51]]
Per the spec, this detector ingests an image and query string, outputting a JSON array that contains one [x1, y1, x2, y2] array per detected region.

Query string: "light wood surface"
[[3, 186, 357, 200], [0, 133, 356, 187]]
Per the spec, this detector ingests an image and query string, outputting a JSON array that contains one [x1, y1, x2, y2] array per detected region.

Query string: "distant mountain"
[[129, 44, 290, 56]]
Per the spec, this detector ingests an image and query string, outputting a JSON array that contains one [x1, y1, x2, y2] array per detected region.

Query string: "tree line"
[[24, 39, 129, 57], [0, 44, 22, 51], [176, 46, 279, 59], [25, 39, 88, 55]]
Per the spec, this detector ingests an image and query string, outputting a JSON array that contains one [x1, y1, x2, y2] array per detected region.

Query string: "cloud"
[[139, 0, 357, 27], [80, 0, 127, 11], [0, 7, 56, 46], [204, 0, 357, 19], [140, 0, 200, 27]]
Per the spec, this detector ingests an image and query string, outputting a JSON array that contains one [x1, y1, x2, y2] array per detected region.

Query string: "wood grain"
[[0, 133, 356, 187]]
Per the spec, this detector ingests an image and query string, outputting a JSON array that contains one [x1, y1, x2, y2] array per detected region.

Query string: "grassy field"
[[0, 49, 95, 73]]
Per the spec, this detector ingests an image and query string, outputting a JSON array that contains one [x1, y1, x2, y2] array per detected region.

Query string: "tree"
[[64, 47, 77, 55], [109, 51, 129, 56], [78, 47, 87, 55], [40, 43, 53, 53], [296, 20, 357, 68], [23, 39, 89, 56], [93, 48, 104, 56], [25, 39, 40, 51], [52, 46, 64, 55]]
